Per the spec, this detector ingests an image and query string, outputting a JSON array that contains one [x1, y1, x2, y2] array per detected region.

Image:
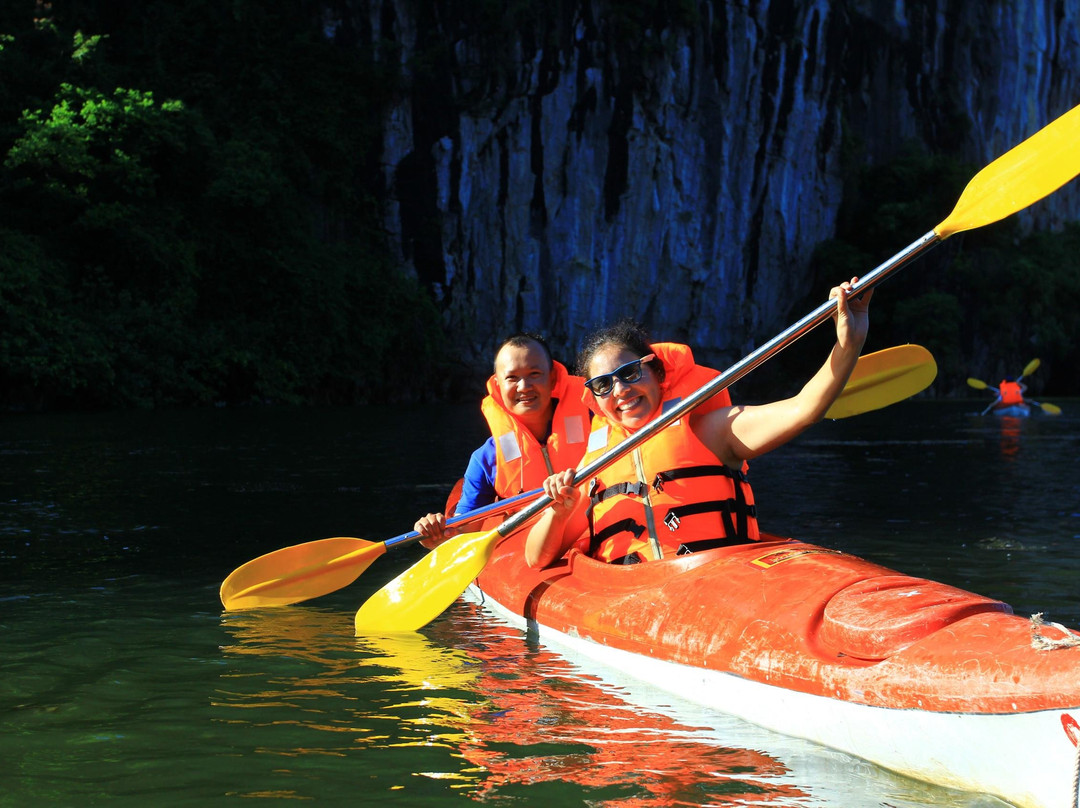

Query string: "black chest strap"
[[587, 463, 756, 555]]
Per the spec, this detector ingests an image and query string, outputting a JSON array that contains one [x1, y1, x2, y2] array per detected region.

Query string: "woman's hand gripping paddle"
[[355, 100, 1080, 635]]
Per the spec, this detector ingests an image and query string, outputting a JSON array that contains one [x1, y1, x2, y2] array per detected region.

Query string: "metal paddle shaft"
[[495, 100, 1080, 537], [355, 101, 1080, 634], [379, 486, 543, 551], [225, 344, 938, 612], [494, 232, 941, 540], [355, 247, 938, 631]]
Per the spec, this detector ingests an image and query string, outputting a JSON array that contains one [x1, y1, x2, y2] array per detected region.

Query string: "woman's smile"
[[588, 345, 661, 429]]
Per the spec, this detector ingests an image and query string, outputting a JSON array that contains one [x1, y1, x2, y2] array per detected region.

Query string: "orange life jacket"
[[481, 359, 590, 499], [998, 380, 1024, 406], [577, 343, 757, 564]]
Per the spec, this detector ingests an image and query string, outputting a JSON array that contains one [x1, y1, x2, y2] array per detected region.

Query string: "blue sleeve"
[[454, 438, 498, 515]]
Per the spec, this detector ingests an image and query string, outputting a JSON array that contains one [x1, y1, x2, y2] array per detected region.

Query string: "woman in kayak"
[[524, 278, 871, 568]]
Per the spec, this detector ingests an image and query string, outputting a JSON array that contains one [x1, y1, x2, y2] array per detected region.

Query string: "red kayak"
[[467, 531, 1080, 808]]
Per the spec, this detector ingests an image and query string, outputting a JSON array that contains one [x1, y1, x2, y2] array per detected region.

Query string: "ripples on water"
[[1, 401, 1076, 805], [211, 602, 1005, 807]]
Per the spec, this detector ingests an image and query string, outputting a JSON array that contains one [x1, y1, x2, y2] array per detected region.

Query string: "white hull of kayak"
[[466, 583, 1080, 808]]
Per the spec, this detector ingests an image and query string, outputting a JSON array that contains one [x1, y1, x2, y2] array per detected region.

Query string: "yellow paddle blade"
[[1037, 401, 1062, 415], [220, 537, 386, 610], [935, 103, 1080, 238], [1022, 358, 1041, 378], [354, 529, 501, 634], [967, 377, 990, 390], [825, 345, 937, 419]]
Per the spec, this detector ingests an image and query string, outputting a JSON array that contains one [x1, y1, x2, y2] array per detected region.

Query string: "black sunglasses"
[[584, 353, 655, 397]]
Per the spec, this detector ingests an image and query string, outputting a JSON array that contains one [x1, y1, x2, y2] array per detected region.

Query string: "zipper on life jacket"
[[631, 447, 663, 559], [515, 444, 557, 495], [541, 445, 554, 476]]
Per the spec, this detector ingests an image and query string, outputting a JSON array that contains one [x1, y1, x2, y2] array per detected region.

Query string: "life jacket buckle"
[[664, 511, 681, 531]]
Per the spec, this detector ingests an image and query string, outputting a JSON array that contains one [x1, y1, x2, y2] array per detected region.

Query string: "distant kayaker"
[[525, 278, 872, 568], [413, 333, 593, 548], [994, 376, 1027, 410]]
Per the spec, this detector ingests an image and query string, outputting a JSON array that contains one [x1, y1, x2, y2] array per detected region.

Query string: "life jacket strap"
[[652, 464, 748, 491], [587, 518, 646, 557], [590, 481, 650, 506], [606, 552, 644, 565], [663, 499, 758, 540], [609, 537, 750, 565], [676, 537, 751, 554]]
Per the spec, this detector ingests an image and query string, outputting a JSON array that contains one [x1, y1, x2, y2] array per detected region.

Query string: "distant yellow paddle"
[[967, 358, 1062, 415], [220, 345, 936, 610], [1026, 399, 1062, 415], [355, 100, 1080, 634]]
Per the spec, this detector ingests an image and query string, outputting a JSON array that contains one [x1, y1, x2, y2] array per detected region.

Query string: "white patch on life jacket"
[[661, 396, 683, 426], [587, 425, 609, 453], [563, 415, 585, 444], [497, 432, 522, 462]]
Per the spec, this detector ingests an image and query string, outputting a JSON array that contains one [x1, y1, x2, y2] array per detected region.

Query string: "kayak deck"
[[469, 532, 1080, 807], [475, 533, 1078, 713]]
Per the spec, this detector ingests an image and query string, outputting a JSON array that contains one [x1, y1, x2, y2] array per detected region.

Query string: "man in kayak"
[[524, 278, 871, 568], [414, 333, 593, 547]]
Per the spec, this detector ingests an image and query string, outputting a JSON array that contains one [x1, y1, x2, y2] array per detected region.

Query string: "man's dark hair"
[[495, 332, 553, 372]]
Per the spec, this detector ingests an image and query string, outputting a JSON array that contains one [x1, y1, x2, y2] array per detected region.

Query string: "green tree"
[[0, 5, 446, 409]]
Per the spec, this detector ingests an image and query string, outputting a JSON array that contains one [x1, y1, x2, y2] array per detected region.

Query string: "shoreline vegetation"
[[1, 4, 1076, 412]]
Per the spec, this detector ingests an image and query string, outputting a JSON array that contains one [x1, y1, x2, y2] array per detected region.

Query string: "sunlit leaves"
[[0, 5, 446, 409], [6, 83, 188, 200]]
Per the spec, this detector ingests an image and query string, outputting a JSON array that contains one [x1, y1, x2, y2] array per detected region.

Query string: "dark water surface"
[[2, 400, 1078, 807]]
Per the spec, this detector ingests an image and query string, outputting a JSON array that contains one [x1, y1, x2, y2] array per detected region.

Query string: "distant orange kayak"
[[468, 532, 1080, 808]]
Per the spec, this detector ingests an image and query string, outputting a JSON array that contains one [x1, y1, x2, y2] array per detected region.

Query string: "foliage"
[[953, 223, 1080, 392], [808, 143, 1080, 394], [0, 2, 445, 410]]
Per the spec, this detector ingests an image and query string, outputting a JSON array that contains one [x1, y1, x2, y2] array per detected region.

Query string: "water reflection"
[[217, 604, 996, 807], [997, 415, 1023, 461], [8, 403, 1068, 805], [428, 626, 809, 806], [218, 607, 807, 803]]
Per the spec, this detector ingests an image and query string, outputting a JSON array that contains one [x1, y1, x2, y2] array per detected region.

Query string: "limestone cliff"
[[340, 0, 1080, 373]]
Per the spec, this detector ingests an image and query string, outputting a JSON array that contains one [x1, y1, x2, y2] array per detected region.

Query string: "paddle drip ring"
[[1029, 613, 1080, 651]]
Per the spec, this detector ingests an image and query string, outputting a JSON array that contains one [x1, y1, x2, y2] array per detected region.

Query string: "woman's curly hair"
[[576, 319, 665, 386]]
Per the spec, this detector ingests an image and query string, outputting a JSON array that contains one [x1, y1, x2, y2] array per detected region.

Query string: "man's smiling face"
[[494, 341, 554, 425]]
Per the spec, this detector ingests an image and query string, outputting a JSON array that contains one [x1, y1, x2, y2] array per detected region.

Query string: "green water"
[[2, 401, 1077, 806]]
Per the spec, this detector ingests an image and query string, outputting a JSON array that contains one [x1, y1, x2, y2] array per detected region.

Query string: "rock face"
[[347, 0, 1080, 372]]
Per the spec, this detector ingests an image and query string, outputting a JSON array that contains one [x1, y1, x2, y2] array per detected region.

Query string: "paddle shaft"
[[494, 231, 943, 539], [382, 341, 934, 552], [354, 103, 1080, 633], [225, 342, 938, 610]]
